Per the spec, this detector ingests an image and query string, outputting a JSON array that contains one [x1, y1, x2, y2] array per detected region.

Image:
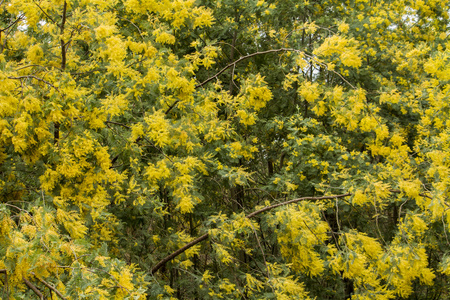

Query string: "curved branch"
[[7, 75, 59, 90], [195, 48, 297, 89], [165, 48, 300, 115], [150, 193, 352, 274], [245, 193, 351, 219], [165, 46, 356, 114], [165, 48, 300, 114]]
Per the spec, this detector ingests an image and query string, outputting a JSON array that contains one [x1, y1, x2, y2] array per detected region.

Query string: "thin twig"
[[31, 0, 58, 25], [373, 199, 386, 245], [389, 189, 433, 200], [195, 48, 297, 89], [14, 64, 47, 72], [3, 203, 33, 217], [215, 41, 243, 57], [249, 220, 270, 278], [7, 75, 59, 91], [119, 17, 144, 40], [398, 199, 408, 220], [335, 198, 341, 232], [165, 99, 180, 115], [322, 210, 341, 251], [246, 193, 351, 219], [0, 14, 24, 32], [105, 120, 131, 129], [302, 220, 327, 246]]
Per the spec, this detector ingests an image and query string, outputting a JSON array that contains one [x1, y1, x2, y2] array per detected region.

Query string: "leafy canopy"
[[1, 0, 450, 299]]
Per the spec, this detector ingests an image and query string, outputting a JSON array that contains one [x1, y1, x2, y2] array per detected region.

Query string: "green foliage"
[[1, 0, 450, 299]]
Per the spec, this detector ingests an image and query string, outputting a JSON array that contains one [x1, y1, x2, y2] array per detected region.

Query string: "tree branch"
[[245, 193, 351, 218], [105, 120, 131, 129], [151, 233, 209, 275], [23, 278, 45, 299], [7, 75, 58, 90], [0, 14, 24, 32], [165, 48, 302, 114], [60, 1, 67, 70], [30, 273, 67, 300], [54, 1, 67, 145], [164, 47, 355, 114], [0, 269, 8, 300], [150, 193, 352, 274], [195, 48, 296, 89], [31, 0, 57, 25], [164, 100, 180, 114]]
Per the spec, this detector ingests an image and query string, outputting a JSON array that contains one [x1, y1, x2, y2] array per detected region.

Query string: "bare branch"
[[30, 273, 67, 300], [165, 100, 179, 114], [0, 269, 7, 299], [215, 41, 243, 57], [195, 48, 296, 89], [163, 47, 356, 114], [0, 14, 25, 32], [31, 0, 58, 25], [60, 1, 68, 70], [105, 120, 131, 129], [166, 48, 305, 114], [23, 278, 45, 299], [151, 233, 209, 274], [245, 193, 352, 218], [150, 193, 352, 274], [3, 203, 33, 218], [14, 64, 47, 72], [249, 219, 270, 279], [118, 17, 144, 40], [7, 75, 59, 91]]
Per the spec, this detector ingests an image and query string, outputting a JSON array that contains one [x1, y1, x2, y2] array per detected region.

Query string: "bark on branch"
[[31, 272, 67, 300], [60, 1, 67, 70], [7, 75, 58, 90], [150, 193, 352, 274], [165, 48, 300, 114], [165, 46, 354, 115], [53, 1, 67, 145], [195, 48, 298, 89], [0, 14, 24, 33], [0, 269, 7, 299], [23, 278, 45, 299]]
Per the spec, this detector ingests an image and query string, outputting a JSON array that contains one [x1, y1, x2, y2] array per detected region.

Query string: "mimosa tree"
[[1, 0, 450, 299]]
